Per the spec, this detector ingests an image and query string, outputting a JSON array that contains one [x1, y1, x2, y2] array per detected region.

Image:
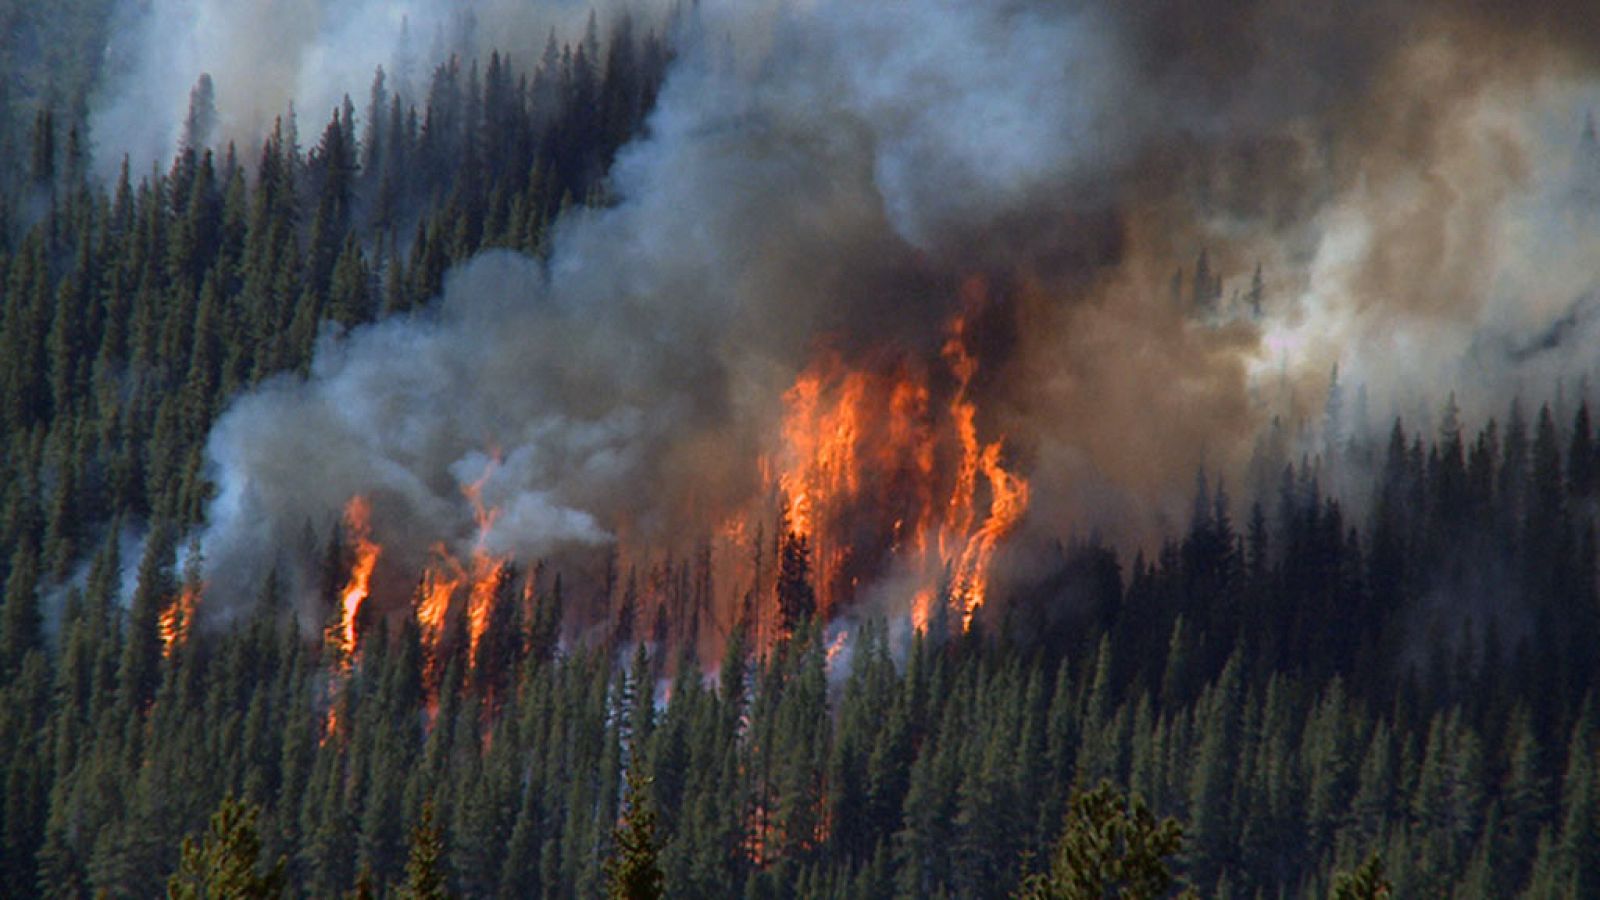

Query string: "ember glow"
[[416, 544, 462, 666], [460, 463, 509, 668], [760, 286, 1029, 633], [321, 497, 379, 744], [158, 584, 200, 659], [327, 496, 379, 663]]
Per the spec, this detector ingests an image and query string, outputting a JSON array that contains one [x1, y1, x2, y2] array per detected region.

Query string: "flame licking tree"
[[327, 495, 380, 663], [158, 584, 201, 659], [763, 279, 1029, 635], [323, 496, 381, 743]]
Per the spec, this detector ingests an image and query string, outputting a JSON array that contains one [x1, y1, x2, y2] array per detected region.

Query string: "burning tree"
[[775, 526, 816, 634]]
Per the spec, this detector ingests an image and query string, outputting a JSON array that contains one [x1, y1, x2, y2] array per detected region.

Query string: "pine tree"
[[775, 526, 816, 633], [166, 794, 287, 899], [183, 74, 218, 152], [398, 800, 451, 900], [1247, 263, 1264, 318], [605, 766, 665, 900], [0, 536, 42, 678], [1327, 853, 1391, 899], [1016, 781, 1188, 900], [29, 107, 55, 188]]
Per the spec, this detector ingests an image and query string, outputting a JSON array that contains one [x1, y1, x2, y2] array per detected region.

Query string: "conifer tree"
[[605, 766, 665, 900], [1016, 781, 1188, 900], [398, 799, 450, 900], [166, 794, 287, 900], [1327, 853, 1391, 900], [776, 527, 816, 633]]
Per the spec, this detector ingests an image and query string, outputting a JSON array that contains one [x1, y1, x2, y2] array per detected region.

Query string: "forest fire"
[[311, 290, 1028, 676], [404, 461, 511, 687], [315, 460, 520, 734], [158, 584, 200, 658], [759, 286, 1029, 633], [416, 546, 461, 665], [321, 497, 379, 744], [459, 466, 509, 668], [326, 496, 379, 663]]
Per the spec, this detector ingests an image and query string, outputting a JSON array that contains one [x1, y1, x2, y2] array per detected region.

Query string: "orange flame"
[[461, 459, 508, 669], [910, 586, 936, 634], [467, 556, 506, 667], [328, 496, 380, 662], [322, 496, 380, 745], [417, 544, 462, 653], [762, 284, 1028, 632], [158, 584, 201, 658], [410, 458, 510, 679], [825, 630, 848, 668], [940, 312, 1031, 629]]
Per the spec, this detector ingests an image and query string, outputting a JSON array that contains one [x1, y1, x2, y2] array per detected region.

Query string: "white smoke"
[[1251, 76, 1600, 427]]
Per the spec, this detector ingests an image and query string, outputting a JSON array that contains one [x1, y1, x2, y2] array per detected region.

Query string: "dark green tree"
[[398, 800, 450, 900], [605, 766, 665, 900], [1016, 781, 1188, 900], [776, 526, 816, 633], [166, 794, 287, 900], [1327, 853, 1391, 900]]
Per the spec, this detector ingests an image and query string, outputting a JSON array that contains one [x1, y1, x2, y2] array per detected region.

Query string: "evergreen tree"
[[0, 536, 42, 677], [398, 800, 451, 900], [1016, 781, 1188, 900], [1327, 853, 1391, 900], [776, 527, 816, 633], [605, 766, 665, 900], [166, 794, 287, 900]]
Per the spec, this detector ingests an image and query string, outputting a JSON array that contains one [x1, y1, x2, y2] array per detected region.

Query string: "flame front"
[[461, 465, 508, 668], [417, 544, 462, 657], [158, 584, 200, 658], [329, 496, 380, 662], [323, 496, 380, 744], [764, 289, 1029, 632], [409, 457, 510, 694], [941, 314, 1031, 629]]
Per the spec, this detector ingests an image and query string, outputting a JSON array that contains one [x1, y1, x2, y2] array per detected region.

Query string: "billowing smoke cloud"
[[182, 0, 1600, 624]]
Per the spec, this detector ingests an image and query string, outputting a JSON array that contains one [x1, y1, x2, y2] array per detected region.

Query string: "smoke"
[[181, 0, 1600, 625], [91, 0, 657, 178]]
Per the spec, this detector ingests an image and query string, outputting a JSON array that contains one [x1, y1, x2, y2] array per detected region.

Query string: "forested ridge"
[[3, 8, 1600, 900]]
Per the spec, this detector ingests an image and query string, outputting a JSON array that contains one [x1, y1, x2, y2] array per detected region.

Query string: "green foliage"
[[166, 794, 287, 900], [398, 800, 450, 900], [605, 767, 666, 900], [1328, 853, 1391, 900], [1016, 781, 1187, 900]]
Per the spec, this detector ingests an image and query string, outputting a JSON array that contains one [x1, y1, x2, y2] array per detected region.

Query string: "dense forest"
[[4, 5, 1600, 900]]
